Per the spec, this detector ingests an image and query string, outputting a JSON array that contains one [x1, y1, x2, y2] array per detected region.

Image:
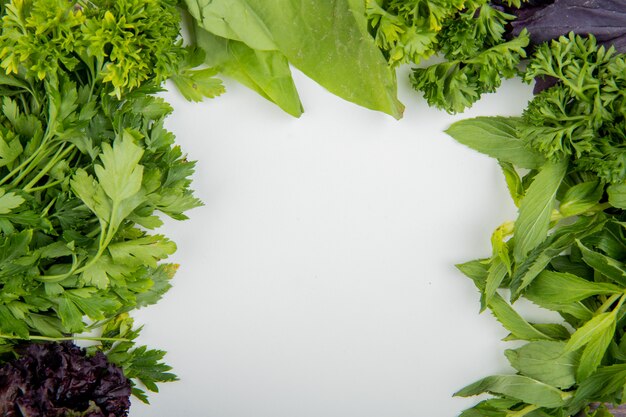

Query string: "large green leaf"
[[185, 0, 403, 118], [513, 160, 568, 263], [445, 117, 545, 169], [454, 375, 565, 408], [525, 270, 621, 305], [505, 341, 579, 389], [194, 27, 303, 117]]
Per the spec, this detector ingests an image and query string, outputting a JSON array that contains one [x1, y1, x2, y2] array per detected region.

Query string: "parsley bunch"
[[366, 0, 530, 113], [521, 35, 626, 183], [0, 0, 222, 401]]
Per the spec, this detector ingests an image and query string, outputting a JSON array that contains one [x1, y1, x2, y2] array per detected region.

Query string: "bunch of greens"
[[0, 0, 220, 404], [445, 33, 626, 417], [367, 0, 531, 113], [178, 0, 529, 117]]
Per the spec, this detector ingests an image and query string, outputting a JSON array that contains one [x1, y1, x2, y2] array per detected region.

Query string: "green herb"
[[446, 33, 626, 417], [0, 0, 221, 400]]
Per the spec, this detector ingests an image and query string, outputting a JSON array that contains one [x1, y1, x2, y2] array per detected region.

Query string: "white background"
[[131, 68, 537, 417]]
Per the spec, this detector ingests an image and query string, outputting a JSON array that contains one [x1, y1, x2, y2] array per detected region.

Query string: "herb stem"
[[23, 143, 76, 192], [0, 334, 131, 343], [597, 293, 622, 314]]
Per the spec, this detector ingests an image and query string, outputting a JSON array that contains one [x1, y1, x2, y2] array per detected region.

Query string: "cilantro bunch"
[[0, 0, 221, 402], [445, 34, 626, 417]]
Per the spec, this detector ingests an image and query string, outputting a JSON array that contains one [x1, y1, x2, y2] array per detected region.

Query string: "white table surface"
[[129, 67, 546, 417]]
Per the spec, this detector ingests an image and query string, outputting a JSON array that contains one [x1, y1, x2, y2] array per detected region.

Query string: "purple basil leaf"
[[509, 0, 626, 52], [0, 342, 131, 417]]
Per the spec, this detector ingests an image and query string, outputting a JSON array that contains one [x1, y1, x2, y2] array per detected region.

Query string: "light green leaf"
[[607, 183, 626, 209], [195, 28, 303, 117], [171, 67, 225, 102], [457, 259, 489, 292], [485, 257, 508, 307], [95, 130, 144, 203], [81, 260, 110, 289], [186, 0, 404, 118], [108, 235, 176, 269], [93, 130, 146, 230], [505, 341, 578, 389], [71, 169, 112, 224], [454, 375, 565, 408], [577, 317, 615, 381], [489, 292, 555, 341], [563, 311, 616, 354], [559, 180, 603, 217], [513, 160, 568, 263], [525, 270, 621, 305], [578, 241, 626, 286], [500, 161, 524, 207], [185, 0, 277, 50], [0, 188, 24, 214], [445, 117, 545, 169]]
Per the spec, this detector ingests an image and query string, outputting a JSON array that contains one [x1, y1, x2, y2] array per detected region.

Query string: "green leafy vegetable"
[[0, 0, 218, 401], [185, 0, 404, 118]]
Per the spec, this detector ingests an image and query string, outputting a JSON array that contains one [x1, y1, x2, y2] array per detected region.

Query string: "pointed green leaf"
[[577, 318, 615, 381], [485, 257, 508, 307], [445, 117, 545, 169], [526, 270, 621, 305], [454, 375, 565, 408], [489, 293, 555, 341], [514, 160, 568, 262], [564, 311, 615, 354]]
